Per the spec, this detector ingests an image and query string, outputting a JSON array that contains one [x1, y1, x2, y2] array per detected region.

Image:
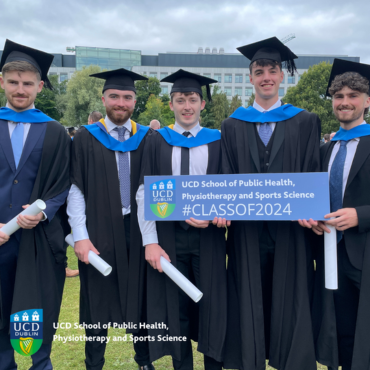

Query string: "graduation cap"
[[326, 58, 370, 97], [161, 69, 218, 102], [0, 39, 54, 90], [90, 68, 148, 93], [237, 37, 298, 76], [66, 127, 76, 134]]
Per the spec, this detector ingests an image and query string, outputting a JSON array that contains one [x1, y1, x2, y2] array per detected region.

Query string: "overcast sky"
[[1, 0, 369, 63]]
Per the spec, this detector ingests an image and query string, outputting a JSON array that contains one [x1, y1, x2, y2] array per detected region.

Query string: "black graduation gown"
[[71, 126, 150, 326], [139, 130, 227, 363], [221, 111, 321, 370], [313, 137, 370, 370], [10, 121, 71, 343]]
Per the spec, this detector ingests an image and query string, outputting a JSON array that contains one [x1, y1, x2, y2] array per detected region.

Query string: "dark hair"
[[2, 60, 41, 81], [329, 71, 370, 115], [170, 91, 202, 103], [323, 134, 330, 141], [249, 59, 282, 75], [89, 111, 103, 123]]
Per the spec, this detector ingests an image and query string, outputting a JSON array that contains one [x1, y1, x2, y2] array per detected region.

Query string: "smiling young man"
[[299, 59, 370, 370], [0, 40, 70, 370], [221, 37, 321, 370], [136, 70, 228, 370], [67, 69, 154, 370]]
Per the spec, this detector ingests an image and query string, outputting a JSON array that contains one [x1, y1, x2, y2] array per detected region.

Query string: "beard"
[[106, 105, 134, 125], [334, 105, 363, 125]]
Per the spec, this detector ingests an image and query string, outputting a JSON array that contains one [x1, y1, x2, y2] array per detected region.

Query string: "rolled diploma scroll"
[[65, 234, 112, 277], [160, 256, 203, 303], [324, 222, 338, 290], [0, 199, 46, 236]]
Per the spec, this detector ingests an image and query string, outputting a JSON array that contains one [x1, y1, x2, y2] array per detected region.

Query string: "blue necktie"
[[11, 122, 24, 168], [115, 126, 130, 209], [259, 122, 272, 146], [330, 140, 349, 243]]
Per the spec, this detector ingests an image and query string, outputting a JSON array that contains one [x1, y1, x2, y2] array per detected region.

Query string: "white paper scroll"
[[65, 234, 112, 277], [160, 256, 203, 303], [324, 223, 338, 290], [0, 199, 46, 236]]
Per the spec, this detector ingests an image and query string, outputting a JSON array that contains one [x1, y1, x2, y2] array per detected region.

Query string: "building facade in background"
[[0, 46, 360, 103]]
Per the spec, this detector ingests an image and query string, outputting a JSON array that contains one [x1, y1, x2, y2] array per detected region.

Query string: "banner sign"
[[144, 173, 330, 221]]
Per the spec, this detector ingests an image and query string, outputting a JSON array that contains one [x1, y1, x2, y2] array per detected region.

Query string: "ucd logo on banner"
[[11, 309, 43, 356], [150, 179, 176, 218]]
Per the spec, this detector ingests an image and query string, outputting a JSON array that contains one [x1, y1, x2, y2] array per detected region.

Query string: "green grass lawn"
[[14, 247, 327, 369]]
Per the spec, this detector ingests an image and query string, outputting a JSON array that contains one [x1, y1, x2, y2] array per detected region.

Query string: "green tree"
[[229, 94, 242, 114], [138, 94, 175, 127], [0, 87, 7, 107], [246, 93, 255, 107], [64, 65, 106, 127], [35, 74, 67, 122], [210, 85, 230, 130], [283, 62, 340, 135], [132, 77, 161, 121], [200, 85, 215, 128]]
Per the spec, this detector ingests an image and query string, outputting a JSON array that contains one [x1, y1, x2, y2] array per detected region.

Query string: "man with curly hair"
[[299, 58, 370, 370]]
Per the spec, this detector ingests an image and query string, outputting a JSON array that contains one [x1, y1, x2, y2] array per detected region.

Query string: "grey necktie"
[[115, 126, 130, 209]]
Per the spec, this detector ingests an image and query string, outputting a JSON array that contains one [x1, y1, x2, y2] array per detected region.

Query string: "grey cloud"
[[0, 0, 369, 63]]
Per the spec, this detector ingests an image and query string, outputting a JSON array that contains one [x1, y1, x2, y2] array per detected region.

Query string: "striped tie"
[[115, 126, 130, 209]]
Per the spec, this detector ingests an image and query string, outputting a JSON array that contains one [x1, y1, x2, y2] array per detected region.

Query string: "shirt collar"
[[104, 115, 132, 134], [253, 99, 281, 113], [173, 122, 201, 137]]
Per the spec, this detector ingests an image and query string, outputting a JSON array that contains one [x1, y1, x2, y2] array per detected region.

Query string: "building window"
[[281, 75, 285, 84], [149, 72, 157, 78], [234, 87, 242, 96], [160, 72, 168, 80], [224, 74, 232, 83], [203, 73, 211, 78], [245, 100, 249, 107], [161, 86, 168, 95], [246, 75, 251, 83], [279, 88, 285, 97], [60, 73, 68, 82], [235, 74, 243, 83], [288, 75, 295, 84], [214, 74, 222, 83], [224, 87, 232, 96], [245, 88, 253, 96]]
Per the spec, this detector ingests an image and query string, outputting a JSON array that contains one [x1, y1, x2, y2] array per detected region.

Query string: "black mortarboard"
[[66, 127, 76, 133], [326, 58, 370, 97], [161, 69, 217, 102], [90, 68, 148, 93], [237, 37, 298, 76], [0, 39, 54, 89]]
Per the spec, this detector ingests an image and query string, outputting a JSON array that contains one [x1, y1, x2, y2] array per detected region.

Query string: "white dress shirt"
[[253, 99, 282, 133], [136, 122, 209, 246], [67, 116, 132, 243], [328, 121, 365, 199]]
